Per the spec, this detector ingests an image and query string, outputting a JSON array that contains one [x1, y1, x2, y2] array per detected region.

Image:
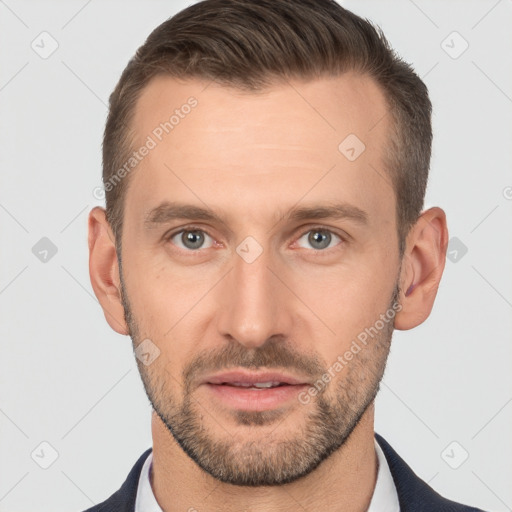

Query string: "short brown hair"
[[103, 0, 432, 255]]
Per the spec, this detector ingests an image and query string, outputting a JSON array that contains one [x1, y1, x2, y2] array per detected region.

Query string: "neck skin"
[[150, 404, 378, 512]]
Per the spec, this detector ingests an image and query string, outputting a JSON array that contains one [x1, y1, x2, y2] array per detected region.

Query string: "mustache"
[[182, 337, 325, 389]]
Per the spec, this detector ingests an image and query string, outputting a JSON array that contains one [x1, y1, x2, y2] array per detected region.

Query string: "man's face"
[[119, 73, 401, 486]]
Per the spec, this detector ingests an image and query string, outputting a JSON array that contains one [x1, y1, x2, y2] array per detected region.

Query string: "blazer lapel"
[[375, 433, 484, 511], [82, 448, 152, 512]]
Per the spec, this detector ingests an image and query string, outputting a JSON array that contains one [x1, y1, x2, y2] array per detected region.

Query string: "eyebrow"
[[143, 200, 369, 229], [144, 202, 224, 228], [287, 203, 368, 224]]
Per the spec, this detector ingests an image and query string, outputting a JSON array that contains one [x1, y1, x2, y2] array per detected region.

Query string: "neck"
[[150, 405, 378, 512]]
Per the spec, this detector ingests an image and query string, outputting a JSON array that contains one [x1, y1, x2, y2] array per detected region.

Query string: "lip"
[[204, 383, 310, 411], [203, 369, 310, 386], [200, 369, 311, 412]]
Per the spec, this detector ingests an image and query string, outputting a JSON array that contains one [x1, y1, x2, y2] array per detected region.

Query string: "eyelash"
[[163, 225, 347, 253]]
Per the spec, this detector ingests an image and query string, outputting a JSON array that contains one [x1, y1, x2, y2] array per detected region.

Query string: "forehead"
[[125, 73, 394, 230], [132, 72, 389, 149]]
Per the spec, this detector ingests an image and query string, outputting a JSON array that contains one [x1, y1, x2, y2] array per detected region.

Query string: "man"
[[85, 0, 485, 510]]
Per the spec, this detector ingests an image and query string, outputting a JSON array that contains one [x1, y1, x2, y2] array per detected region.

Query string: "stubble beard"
[[119, 267, 398, 486]]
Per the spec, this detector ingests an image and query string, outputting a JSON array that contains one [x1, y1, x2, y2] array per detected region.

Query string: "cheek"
[[125, 259, 217, 361], [121, 255, 175, 335], [292, 256, 397, 346]]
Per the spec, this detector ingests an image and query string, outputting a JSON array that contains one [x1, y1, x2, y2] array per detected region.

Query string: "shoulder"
[[80, 447, 153, 512], [375, 433, 487, 512]]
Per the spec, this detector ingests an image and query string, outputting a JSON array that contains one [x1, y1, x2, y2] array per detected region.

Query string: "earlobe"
[[88, 206, 129, 335], [394, 207, 449, 331]]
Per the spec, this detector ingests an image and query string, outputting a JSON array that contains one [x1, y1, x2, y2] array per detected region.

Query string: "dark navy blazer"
[[82, 433, 486, 511]]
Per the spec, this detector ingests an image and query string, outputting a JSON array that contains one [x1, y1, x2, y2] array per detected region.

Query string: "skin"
[[88, 73, 448, 511]]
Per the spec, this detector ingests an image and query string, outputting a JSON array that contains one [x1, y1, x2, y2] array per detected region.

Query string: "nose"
[[215, 246, 293, 350]]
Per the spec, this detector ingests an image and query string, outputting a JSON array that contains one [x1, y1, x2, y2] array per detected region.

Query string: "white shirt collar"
[[135, 438, 399, 512], [368, 438, 400, 512], [134, 447, 162, 512]]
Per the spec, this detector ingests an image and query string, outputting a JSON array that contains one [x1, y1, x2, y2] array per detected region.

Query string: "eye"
[[168, 229, 215, 251], [296, 228, 343, 251]]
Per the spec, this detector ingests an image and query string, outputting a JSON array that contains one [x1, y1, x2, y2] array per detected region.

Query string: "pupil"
[[183, 230, 204, 249], [309, 230, 330, 249]]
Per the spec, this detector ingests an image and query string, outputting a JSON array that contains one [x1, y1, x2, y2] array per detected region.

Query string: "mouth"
[[214, 381, 290, 389], [201, 370, 311, 411], [204, 369, 309, 387]]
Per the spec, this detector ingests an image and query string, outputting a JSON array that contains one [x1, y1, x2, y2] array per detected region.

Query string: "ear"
[[88, 206, 129, 335], [394, 207, 449, 330]]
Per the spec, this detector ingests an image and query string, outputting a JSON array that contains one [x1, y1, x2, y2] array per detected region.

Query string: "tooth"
[[253, 382, 277, 388], [225, 381, 284, 388]]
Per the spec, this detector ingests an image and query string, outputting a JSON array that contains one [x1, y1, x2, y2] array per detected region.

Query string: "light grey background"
[[0, 0, 511, 511]]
